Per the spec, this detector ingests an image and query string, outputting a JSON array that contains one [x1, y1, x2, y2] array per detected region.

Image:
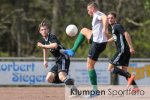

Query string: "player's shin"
[[111, 67, 136, 86], [71, 32, 85, 52], [88, 69, 98, 90], [111, 67, 130, 78]]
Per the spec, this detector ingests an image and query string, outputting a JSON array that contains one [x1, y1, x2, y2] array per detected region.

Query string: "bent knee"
[[80, 28, 92, 40], [46, 72, 55, 83], [87, 58, 95, 70], [58, 72, 67, 82], [80, 28, 88, 33], [87, 63, 94, 70], [108, 64, 115, 72]]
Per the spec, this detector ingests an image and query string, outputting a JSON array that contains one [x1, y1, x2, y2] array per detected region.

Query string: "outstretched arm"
[[37, 42, 58, 49]]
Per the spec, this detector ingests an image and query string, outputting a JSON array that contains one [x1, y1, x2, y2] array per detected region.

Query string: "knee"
[[58, 72, 67, 82], [80, 28, 88, 33], [87, 63, 93, 70], [108, 64, 114, 72], [46, 72, 55, 83], [46, 77, 54, 83], [87, 59, 95, 70]]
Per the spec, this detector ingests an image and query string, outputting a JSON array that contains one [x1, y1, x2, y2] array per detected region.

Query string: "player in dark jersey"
[[37, 20, 75, 86], [107, 11, 139, 92]]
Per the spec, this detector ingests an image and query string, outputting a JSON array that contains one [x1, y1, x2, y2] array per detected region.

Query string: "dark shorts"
[[50, 55, 70, 83], [88, 42, 107, 61], [110, 51, 131, 66]]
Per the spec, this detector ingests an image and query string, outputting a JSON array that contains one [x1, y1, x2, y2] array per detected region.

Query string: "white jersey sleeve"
[[95, 13, 102, 20]]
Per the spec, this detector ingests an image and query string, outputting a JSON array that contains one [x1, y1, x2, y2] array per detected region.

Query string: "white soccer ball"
[[66, 24, 78, 37]]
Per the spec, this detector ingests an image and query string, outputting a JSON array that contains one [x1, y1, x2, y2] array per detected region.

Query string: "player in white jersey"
[[61, 2, 108, 97]]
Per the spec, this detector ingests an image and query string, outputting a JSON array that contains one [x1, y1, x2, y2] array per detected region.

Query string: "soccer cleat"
[[63, 49, 75, 57], [130, 87, 140, 94], [127, 75, 135, 87], [59, 49, 75, 57]]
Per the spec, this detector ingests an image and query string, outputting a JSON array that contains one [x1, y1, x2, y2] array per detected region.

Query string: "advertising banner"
[[0, 61, 110, 85]]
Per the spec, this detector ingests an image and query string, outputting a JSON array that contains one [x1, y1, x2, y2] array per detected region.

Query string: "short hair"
[[87, 2, 98, 9], [108, 11, 117, 18], [38, 19, 49, 31]]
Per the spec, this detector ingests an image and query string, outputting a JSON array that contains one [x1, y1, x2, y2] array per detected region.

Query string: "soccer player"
[[37, 20, 76, 87], [107, 11, 139, 91], [62, 2, 108, 96]]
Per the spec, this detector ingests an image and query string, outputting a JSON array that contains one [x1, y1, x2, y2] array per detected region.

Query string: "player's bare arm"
[[43, 48, 48, 68], [124, 32, 135, 55], [101, 15, 109, 37]]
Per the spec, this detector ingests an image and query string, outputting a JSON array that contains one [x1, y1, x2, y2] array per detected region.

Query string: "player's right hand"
[[130, 47, 135, 56], [37, 42, 42, 47], [44, 61, 48, 68]]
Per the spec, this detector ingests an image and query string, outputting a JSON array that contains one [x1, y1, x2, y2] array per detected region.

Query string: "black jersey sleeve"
[[49, 34, 61, 44], [115, 24, 126, 35], [48, 33, 64, 49]]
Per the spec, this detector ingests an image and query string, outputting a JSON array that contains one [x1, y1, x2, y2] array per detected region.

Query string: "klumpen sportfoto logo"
[[65, 85, 149, 99], [70, 87, 145, 96]]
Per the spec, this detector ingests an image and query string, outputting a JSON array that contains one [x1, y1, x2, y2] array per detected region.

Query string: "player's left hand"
[[130, 47, 135, 55], [37, 42, 43, 48]]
